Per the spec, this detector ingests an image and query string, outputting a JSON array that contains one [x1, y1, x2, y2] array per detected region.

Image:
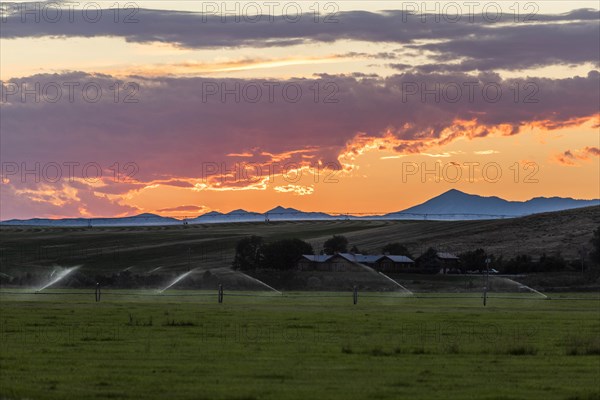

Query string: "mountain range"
[[384, 189, 600, 220], [2, 190, 598, 226]]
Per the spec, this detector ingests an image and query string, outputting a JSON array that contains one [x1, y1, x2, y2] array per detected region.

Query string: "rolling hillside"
[[1, 206, 598, 277]]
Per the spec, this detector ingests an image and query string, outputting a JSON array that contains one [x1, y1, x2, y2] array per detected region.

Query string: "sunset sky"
[[1, 1, 599, 220]]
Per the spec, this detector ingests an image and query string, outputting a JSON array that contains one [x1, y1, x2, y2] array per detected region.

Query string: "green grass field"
[[1, 290, 598, 400]]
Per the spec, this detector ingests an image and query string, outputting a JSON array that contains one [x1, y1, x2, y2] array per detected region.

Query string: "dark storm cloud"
[[2, 71, 599, 182], [2, 70, 598, 218], [1, 4, 599, 70], [408, 21, 600, 72]]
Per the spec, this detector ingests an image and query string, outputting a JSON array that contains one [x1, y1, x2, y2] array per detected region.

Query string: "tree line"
[[233, 226, 600, 273]]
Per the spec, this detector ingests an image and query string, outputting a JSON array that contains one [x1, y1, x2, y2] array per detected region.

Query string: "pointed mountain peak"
[[438, 189, 469, 197], [267, 206, 299, 214]]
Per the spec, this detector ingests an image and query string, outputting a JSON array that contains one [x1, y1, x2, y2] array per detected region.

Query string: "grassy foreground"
[[0, 291, 599, 400]]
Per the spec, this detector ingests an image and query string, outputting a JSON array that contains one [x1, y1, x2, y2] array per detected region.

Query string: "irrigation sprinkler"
[[36, 266, 80, 292], [232, 270, 282, 294], [95, 283, 101, 302], [159, 268, 197, 293], [218, 283, 224, 304], [353, 286, 358, 305]]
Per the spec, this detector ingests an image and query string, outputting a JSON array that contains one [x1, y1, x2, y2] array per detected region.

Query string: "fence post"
[[218, 283, 223, 304], [483, 257, 490, 306], [353, 286, 358, 305], [483, 286, 487, 307]]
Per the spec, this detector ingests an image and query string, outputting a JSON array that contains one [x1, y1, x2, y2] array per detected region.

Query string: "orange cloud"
[[274, 184, 315, 196], [156, 205, 208, 213], [554, 146, 600, 166], [339, 119, 522, 164]]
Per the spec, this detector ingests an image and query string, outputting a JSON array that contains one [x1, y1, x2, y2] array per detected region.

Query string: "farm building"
[[416, 251, 460, 274], [297, 253, 415, 272], [376, 255, 415, 272], [436, 252, 460, 274], [297, 254, 334, 271], [297, 253, 366, 272]]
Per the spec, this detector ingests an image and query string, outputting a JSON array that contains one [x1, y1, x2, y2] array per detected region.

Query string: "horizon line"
[[2, 189, 599, 222]]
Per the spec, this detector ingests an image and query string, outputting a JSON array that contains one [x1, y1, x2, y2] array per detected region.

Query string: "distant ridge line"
[[0, 210, 586, 226], [2, 189, 598, 226], [173, 212, 523, 219]]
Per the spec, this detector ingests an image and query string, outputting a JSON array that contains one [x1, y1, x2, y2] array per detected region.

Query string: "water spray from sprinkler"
[[37, 266, 81, 292]]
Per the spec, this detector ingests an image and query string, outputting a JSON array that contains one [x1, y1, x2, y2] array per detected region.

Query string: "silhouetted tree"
[[504, 253, 566, 273], [459, 248, 488, 272], [382, 243, 412, 258], [538, 253, 567, 272], [232, 235, 263, 270], [323, 235, 348, 255], [417, 247, 440, 270], [350, 245, 365, 254], [502, 254, 534, 274], [261, 239, 313, 270]]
